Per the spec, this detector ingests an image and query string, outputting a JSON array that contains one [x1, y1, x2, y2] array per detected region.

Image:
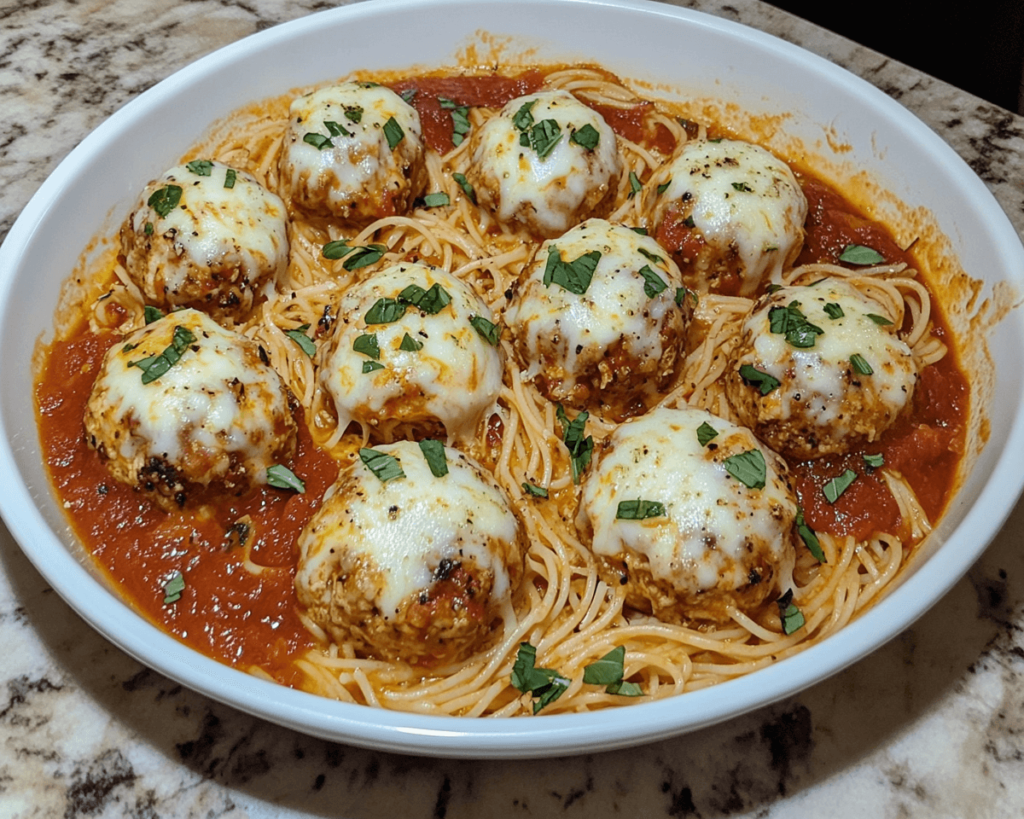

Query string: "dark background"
[[765, 1, 1024, 113]]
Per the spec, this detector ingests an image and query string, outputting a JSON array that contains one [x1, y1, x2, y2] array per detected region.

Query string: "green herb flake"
[[359, 447, 406, 483], [583, 646, 642, 697], [383, 116, 405, 150], [675, 286, 695, 307], [353, 332, 381, 359], [362, 360, 385, 373], [418, 439, 448, 477], [147, 184, 182, 218], [510, 642, 571, 714], [522, 482, 549, 499], [223, 169, 237, 189], [422, 191, 451, 208], [723, 449, 767, 490], [452, 172, 476, 203], [365, 297, 406, 325], [777, 589, 805, 635], [399, 282, 452, 314], [738, 364, 781, 396], [163, 571, 186, 605], [615, 499, 666, 520], [867, 313, 894, 326], [344, 105, 363, 123], [638, 247, 663, 264], [322, 240, 354, 260], [823, 468, 858, 504], [267, 464, 305, 493], [526, 119, 562, 159], [795, 506, 825, 563], [129, 324, 196, 384], [325, 120, 352, 138], [285, 324, 316, 357], [638, 265, 668, 299], [864, 452, 885, 469], [769, 301, 824, 348], [682, 215, 696, 228], [470, 315, 501, 346], [839, 243, 885, 265], [556, 404, 594, 485], [627, 171, 642, 199], [341, 243, 387, 272], [450, 106, 471, 146], [144, 222, 154, 236], [696, 421, 718, 447], [630, 227, 648, 236], [400, 88, 417, 104], [850, 353, 874, 375], [570, 123, 600, 151], [186, 159, 213, 176], [656, 181, 671, 195], [143, 305, 165, 325], [542, 245, 601, 295], [731, 181, 754, 192], [823, 302, 845, 320], [399, 332, 424, 352], [303, 132, 333, 151], [512, 99, 537, 131]]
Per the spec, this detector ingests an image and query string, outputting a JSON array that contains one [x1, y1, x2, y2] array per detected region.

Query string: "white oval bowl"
[[2, 0, 1023, 759]]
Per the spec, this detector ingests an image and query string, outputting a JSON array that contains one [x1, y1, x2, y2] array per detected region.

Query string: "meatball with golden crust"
[[120, 161, 288, 319], [84, 309, 297, 510], [724, 278, 918, 459], [294, 440, 526, 665], [504, 218, 692, 418], [576, 406, 797, 625]]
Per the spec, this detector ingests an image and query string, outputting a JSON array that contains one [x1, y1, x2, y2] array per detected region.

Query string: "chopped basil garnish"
[[325, 120, 352, 138], [399, 332, 423, 352], [777, 589, 805, 635], [359, 447, 405, 483], [129, 325, 196, 384], [303, 132, 333, 151], [418, 439, 448, 477], [570, 123, 600, 151], [522, 118, 562, 159], [267, 464, 305, 493], [344, 105, 363, 123], [839, 243, 885, 265], [452, 172, 476, 203], [470, 315, 500, 346], [627, 171, 642, 198], [285, 324, 316, 357], [795, 506, 825, 563], [675, 287, 695, 307], [362, 360, 385, 373], [421, 192, 450, 208], [823, 302, 845, 319], [582, 645, 642, 696], [723, 449, 767, 489], [223, 169, 237, 189], [630, 227, 648, 236], [867, 313, 894, 326], [383, 116, 404, 150], [143, 305, 164, 325], [322, 240, 352, 260], [864, 452, 885, 468], [850, 353, 873, 375], [510, 642, 570, 714], [163, 571, 185, 605], [144, 222, 154, 236], [365, 297, 406, 325], [739, 364, 781, 395], [450, 106, 471, 146], [148, 185, 182, 218], [353, 332, 380, 359], [731, 181, 753, 192], [769, 301, 824, 348], [682, 215, 696, 228], [399, 282, 452, 314], [638, 247, 663, 264], [556, 404, 593, 485], [512, 99, 537, 131], [542, 245, 600, 295], [400, 88, 417, 104], [656, 181, 670, 195], [638, 265, 668, 298], [766, 284, 784, 294], [696, 421, 718, 447], [186, 159, 213, 176], [615, 499, 666, 520], [823, 468, 857, 503], [341, 243, 387, 271], [522, 481, 549, 499]]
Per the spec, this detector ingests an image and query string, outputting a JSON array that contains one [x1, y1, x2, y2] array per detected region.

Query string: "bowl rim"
[[2, 0, 1024, 758]]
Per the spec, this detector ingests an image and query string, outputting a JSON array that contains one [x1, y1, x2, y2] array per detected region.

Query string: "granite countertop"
[[4, 1, 1024, 816]]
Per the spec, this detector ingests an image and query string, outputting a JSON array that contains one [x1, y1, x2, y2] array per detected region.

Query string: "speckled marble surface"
[[4, 1, 1024, 816]]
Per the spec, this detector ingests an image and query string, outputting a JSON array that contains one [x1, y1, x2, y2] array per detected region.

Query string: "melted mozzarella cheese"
[[278, 83, 426, 222], [296, 441, 521, 624], [504, 218, 689, 409], [578, 406, 796, 597], [84, 308, 296, 499], [121, 161, 288, 315], [726, 278, 917, 457], [653, 139, 806, 295], [467, 90, 621, 237], [317, 263, 504, 444]]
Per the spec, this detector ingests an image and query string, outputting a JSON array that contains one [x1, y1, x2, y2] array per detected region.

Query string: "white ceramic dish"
[[2, 0, 1023, 759]]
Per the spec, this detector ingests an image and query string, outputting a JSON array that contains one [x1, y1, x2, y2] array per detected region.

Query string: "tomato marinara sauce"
[[34, 64, 969, 713]]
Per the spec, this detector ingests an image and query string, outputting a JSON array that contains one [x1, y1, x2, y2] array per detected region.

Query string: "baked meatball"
[[120, 160, 288, 318], [316, 263, 503, 445], [465, 90, 621, 238], [651, 139, 807, 296], [724, 278, 918, 459], [504, 218, 692, 416], [576, 406, 797, 624], [295, 440, 526, 664], [278, 82, 427, 223], [84, 309, 298, 510]]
